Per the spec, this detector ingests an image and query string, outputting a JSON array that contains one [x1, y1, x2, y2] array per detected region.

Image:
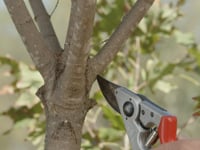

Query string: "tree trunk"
[[45, 109, 85, 150], [35, 61, 94, 150], [44, 101, 86, 150], [37, 83, 92, 150]]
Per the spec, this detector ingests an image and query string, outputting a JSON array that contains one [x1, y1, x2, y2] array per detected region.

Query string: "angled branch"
[[63, 0, 96, 65], [4, 0, 55, 80], [29, 0, 62, 52], [89, 0, 154, 78]]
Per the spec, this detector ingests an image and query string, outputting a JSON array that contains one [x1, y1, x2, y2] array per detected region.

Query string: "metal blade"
[[97, 75, 120, 113]]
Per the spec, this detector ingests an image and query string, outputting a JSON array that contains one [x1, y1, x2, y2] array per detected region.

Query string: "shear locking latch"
[[158, 116, 177, 144]]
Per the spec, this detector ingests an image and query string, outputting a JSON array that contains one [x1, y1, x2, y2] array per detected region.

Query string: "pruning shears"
[[97, 75, 177, 150]]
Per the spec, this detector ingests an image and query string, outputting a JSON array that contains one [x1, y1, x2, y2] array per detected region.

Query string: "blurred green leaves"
[[174, 31, 195, 46], [101, 105, 124, 130], [0, 56, 20, 75], [0, 56, 44, 149], [193, 96, 200, 117]]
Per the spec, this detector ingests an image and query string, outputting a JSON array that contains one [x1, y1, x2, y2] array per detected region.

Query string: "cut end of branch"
[[85, 98, 97, 112], [36, 85, 47, 106]]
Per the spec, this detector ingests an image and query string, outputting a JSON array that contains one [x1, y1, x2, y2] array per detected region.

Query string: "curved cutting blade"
[[97, 75, 120, 113]]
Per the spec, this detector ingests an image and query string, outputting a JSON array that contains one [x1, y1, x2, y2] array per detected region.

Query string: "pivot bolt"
[[123, 101, 134, 117]]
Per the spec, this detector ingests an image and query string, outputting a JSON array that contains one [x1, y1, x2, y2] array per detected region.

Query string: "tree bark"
[[4, 0, 155, 149], [29, 0, 62, 52], [43, 97, 87, 150]]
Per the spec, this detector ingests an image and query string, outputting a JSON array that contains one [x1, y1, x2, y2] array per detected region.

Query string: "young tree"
[[3, 0, 155, 149]]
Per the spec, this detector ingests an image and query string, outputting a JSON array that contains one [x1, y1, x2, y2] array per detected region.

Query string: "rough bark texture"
[[4, 0, 154, 149]]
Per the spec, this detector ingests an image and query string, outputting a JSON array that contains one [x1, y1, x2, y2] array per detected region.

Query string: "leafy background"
[[0, 0, 200, 150]]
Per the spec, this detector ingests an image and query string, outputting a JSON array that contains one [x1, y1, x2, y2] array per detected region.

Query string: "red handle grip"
[[158, 116, 177, 144]]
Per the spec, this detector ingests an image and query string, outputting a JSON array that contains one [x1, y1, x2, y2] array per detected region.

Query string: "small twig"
[[50, 0, 60, 17], [134, 81, 147, 92], [133, 38, 141, 92], [123, 134, 130, 150], [84, 121, 96, 138], [99, 142, 120, 149], [177, 116, 198, 136]]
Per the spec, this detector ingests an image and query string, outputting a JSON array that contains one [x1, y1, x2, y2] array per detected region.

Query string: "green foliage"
[[0, 56, 20, 74], [1, 0, 200, 149], [101, 105, 124, 130], [193, 96, 200, 117], [0, 56, 44, 149]]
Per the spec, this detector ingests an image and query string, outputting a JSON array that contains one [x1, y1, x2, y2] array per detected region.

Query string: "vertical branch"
[[63, 0, 96, 64], [29, 0, 62, 52], [58, 0, 96, 101], [133, 38, 141, 92], [4, 0, 55, 79]]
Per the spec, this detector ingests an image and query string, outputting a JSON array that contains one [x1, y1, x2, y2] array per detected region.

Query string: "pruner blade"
[[97, 75, 120, 113]]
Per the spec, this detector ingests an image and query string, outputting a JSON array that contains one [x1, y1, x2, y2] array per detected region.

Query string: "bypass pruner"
[[97, 75, 177, 150]]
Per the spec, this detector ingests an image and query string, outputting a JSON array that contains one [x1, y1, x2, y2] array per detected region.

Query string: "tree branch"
[[89, 0, 154, 78], [63, 0, 96, 65], [29, 0, 62, 52], [58, 0, 96, 97], [4, 0, 55, 80], [49, 0, 97, 105]]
